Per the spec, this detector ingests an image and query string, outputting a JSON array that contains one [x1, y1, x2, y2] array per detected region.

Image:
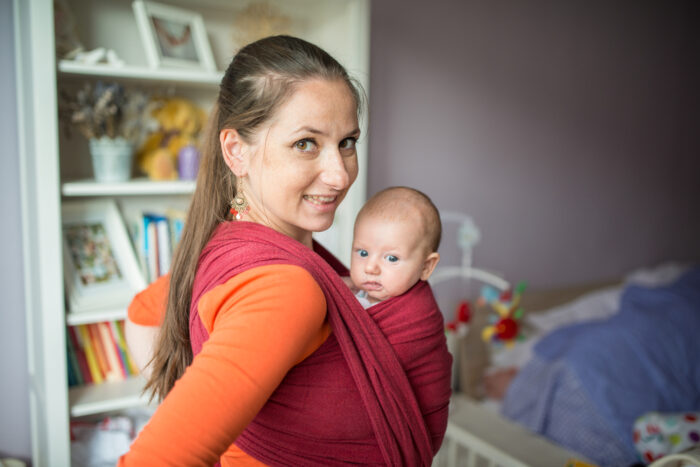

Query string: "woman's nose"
[[319, 150, 350, 190]]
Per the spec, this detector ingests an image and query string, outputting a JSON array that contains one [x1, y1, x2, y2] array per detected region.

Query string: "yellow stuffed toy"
[[137, 97, 207, 181]]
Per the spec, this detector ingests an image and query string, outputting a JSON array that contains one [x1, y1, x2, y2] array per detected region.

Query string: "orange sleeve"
[[119, 264, 328, 466], [127, 273, 169, 326]]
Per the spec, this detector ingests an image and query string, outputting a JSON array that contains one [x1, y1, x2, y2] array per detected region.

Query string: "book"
[[66, 348, 75, 387], [155, 217, 171, 276], [86, 323, 112, 382], [108, 321, 129, 377], [114, 320, 139, 375], [66, 321, 140, 386], [68, 326, 92, 384], [65, 328, 83, 386], [144, 216, 160, 282], [166, 208, 186, 249], [97, 322, 125, 381], [76, 325, 103, 384], [130, 210, 185, 283]]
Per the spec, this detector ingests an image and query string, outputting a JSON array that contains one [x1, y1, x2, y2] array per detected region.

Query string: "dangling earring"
[[230, 187, 249, 220]]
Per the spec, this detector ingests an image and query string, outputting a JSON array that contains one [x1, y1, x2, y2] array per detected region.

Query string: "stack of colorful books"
[[66, 320, 139, 386], [130, 210, 186, 283]]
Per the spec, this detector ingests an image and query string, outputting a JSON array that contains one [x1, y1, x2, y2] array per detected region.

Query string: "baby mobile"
[[480, 281, 528, 348]]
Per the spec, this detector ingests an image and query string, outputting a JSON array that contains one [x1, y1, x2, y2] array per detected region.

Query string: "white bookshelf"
[[69, 377, 151, 418], [66, 308, 128, 327], [62, 178, 196, 197], [58, 60, 223, 86], [17, 0, 369, 465]]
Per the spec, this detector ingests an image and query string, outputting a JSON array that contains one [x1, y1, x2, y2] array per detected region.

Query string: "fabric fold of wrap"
[[190, 221, 452, 466]]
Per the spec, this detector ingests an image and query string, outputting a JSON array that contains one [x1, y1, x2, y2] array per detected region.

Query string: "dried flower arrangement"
[[59, 82, 149, 142]]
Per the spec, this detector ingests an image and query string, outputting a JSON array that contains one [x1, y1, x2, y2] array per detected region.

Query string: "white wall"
[[368, 0, 700, 294], [0, 0, 32, 461]]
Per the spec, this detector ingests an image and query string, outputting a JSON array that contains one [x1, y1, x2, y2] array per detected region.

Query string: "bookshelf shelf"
[[62, 178, 196, 197], [69, 377, 151, 418], [66, 308, 128, 327], [58, 60, 223, 87]]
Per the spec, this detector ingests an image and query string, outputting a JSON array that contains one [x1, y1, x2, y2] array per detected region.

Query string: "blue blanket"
[[502, 267, 700, 465]]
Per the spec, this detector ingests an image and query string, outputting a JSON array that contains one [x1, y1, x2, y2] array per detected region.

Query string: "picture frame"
[[132, 0, 217, 72], [62, 200, 147, 314]]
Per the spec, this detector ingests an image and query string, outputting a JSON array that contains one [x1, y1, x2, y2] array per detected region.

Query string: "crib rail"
[[434, 421, 530, 467], [434, 394, 589, 467]]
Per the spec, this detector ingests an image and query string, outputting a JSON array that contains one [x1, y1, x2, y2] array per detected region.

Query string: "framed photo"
[[132, 0, 216, 72], [62, 200, 146, 314]]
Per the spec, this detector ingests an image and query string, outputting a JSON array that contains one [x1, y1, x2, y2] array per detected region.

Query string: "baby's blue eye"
[[385, 255, 399, 262], [358, 249, 368, 257]]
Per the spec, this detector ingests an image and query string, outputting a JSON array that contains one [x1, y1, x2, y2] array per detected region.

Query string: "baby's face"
[[350, 215, 429, 303]]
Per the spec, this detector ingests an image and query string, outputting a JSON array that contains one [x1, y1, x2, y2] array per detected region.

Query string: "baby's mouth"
[[362, 281, 382, 291]]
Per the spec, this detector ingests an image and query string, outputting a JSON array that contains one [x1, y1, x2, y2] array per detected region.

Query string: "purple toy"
[[178, 145, 200, 180]]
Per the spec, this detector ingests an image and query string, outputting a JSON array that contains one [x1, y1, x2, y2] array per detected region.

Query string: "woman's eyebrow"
[[291, 126, 361, 138], [292, 126, 325, 136]]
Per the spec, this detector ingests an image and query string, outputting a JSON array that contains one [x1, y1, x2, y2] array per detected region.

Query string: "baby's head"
[[350, 187, 441, 304]]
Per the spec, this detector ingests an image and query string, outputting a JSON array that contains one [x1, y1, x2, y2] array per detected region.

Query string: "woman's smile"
[[303, 194, 339, 211]]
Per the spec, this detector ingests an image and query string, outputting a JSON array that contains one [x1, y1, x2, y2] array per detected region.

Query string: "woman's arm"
[[124, 319, 159, 379], [119, 264, 328, 466], [125, 274, 169, 378]]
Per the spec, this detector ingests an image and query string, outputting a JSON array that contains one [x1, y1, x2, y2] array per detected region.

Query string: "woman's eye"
[[340, 137, 357, 151], [385, 255, 399, 263], [357, 249, 368, 257], [295, 139, 317, 152]]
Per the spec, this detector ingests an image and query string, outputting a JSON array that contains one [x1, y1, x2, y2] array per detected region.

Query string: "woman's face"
[[229, 78, 360, 246]]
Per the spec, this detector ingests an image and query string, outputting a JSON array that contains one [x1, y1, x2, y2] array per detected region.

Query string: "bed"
[[430, 256, 700, 467]]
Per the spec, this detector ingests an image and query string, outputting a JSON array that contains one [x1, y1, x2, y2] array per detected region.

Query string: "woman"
[[120, 36, 451, 466]]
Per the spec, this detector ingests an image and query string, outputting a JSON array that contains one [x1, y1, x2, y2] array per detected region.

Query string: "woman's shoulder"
[[198, 221, 345, 294], [204, 222, 317, 270], [197, 263, 328, 333]]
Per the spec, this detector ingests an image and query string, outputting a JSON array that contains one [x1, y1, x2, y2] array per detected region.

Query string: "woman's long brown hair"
[[145, 35, 364, 401]]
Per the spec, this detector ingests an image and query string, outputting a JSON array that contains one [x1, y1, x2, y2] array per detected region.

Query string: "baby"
[[349, 186, 442, 308]]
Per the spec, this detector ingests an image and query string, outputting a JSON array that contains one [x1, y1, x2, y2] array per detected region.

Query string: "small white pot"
[[88, 137, 134, 183]]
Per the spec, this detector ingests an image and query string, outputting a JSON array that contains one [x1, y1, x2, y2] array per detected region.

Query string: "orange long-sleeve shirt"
[[119, 264, 331, 466]]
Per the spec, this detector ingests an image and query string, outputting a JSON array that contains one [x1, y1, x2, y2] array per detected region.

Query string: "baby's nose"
[[364, 258, 380, 275]]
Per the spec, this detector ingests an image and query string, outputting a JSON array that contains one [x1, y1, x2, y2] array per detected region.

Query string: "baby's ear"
[[420, 252, 440, 281]]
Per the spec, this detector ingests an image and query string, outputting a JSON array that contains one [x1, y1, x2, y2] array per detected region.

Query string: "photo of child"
[[64, 223, 123, 286]]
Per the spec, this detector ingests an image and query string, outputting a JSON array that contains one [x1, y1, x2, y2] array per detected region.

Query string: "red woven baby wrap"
[[189, 221, 452, 466]]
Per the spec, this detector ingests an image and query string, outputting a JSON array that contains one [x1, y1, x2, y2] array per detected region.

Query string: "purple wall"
[[368, 0, 700, 291]]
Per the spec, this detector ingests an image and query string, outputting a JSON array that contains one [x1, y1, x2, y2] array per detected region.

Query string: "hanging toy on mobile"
[[480, 281, 527, 348], [445, 300, 472, 334]]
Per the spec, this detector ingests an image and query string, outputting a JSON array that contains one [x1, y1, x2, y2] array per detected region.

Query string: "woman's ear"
[[420, 252, 440, 281], [220, 128, 249, 177]]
